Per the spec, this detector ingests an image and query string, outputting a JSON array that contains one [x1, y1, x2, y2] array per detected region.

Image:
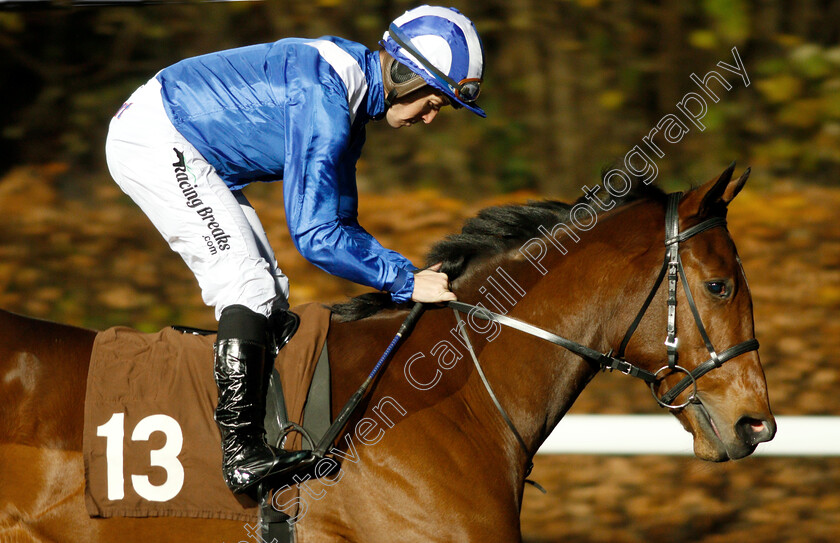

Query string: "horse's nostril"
[[736, 416, 776, 446]]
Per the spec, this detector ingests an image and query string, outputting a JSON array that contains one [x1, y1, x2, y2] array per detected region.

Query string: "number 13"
[[96, 413, 185, 502]]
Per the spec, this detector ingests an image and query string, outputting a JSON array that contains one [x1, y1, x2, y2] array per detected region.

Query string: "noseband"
[[450, 192, 759, 411]]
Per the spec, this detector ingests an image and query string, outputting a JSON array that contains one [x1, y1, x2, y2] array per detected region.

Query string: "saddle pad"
[[82, 303, 332, 521]]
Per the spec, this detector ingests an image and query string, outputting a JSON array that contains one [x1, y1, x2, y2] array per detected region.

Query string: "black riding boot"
[[214, 305, 308, 495]]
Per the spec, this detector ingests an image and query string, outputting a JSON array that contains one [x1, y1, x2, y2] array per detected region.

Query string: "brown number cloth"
[[82, 303, 331, 521]]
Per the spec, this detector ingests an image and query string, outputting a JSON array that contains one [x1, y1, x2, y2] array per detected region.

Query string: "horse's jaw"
[[675, 396, 776, 462]]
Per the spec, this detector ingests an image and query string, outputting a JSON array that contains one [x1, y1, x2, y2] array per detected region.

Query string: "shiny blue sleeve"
[[342, 219, 417, 273], [282, 68, 415, 302], [336, 128, 418, 285]]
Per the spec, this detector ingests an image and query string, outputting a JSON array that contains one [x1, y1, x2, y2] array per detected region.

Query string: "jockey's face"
[[385, 88, 450, 128]]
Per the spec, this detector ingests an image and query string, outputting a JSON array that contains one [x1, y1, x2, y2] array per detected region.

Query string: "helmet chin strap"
[[384, 89, 398, 109], [370, 89, 395, 122]]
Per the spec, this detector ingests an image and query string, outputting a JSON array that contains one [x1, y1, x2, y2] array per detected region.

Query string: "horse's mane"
[[331, 178, 668, 322]]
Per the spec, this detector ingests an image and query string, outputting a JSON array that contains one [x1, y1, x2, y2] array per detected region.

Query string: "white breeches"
[[105, 77, 289, 320]]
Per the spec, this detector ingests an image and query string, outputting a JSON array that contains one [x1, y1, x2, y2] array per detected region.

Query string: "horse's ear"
[[722, 166, 750, 203], [685, 162, 750, 217]]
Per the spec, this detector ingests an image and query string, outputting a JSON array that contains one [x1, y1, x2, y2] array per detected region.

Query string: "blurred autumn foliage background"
[[1, 0, 839, 542]]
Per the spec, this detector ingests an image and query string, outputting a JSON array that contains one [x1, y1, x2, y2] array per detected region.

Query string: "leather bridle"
[[449, 191, 760, 417], [616, 192, 759, 407]]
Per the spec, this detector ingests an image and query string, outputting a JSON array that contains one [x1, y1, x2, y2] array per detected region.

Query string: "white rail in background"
[[537, 415, 837, 456]]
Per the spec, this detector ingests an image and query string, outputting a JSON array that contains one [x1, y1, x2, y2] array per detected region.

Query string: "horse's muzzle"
[[688, 400, 776, 461], [735, 414, 777, 449]]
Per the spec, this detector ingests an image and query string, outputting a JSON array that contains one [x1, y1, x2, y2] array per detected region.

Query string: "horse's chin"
[[680, 401, 757, 462]]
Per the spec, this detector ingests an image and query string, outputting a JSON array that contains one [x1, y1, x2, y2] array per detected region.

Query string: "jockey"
[[105, 5, 484, 495]]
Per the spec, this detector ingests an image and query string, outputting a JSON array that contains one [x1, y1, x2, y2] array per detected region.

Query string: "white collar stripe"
[[305, 40, 367, 125]]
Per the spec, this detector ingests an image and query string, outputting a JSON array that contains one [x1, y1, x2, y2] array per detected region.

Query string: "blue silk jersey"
[[156, 37, 416, 302]]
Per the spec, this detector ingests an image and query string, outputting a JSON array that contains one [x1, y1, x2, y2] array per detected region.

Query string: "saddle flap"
[[267, 303, 332, 451], [265, 338, 331, 451]]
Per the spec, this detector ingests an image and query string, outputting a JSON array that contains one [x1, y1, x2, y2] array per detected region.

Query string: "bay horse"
[[0, 165, 774, 542]]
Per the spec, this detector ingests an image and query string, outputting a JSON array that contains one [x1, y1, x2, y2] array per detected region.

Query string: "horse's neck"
[[324, 201, 663, 487], [450, 201, 662, 453]]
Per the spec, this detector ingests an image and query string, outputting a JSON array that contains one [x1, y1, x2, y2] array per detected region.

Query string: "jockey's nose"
[[423, 108, 439, 124]]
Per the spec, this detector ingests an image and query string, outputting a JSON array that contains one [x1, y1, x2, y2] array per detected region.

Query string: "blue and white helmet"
[[380, 5, 485, 117]]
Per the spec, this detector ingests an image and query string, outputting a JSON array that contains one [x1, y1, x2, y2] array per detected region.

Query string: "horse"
[[0, 165, 774, 542]]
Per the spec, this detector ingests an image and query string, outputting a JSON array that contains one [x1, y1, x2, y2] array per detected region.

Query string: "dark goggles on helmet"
[[388, 23, 482, 105], [455, 78, 481, 103]]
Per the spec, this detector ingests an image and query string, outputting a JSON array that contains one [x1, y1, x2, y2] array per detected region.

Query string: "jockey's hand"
[[411, 262, 457, 303]]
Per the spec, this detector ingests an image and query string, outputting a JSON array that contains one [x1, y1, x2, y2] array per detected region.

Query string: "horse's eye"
[[706, 281, 729, 298]]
